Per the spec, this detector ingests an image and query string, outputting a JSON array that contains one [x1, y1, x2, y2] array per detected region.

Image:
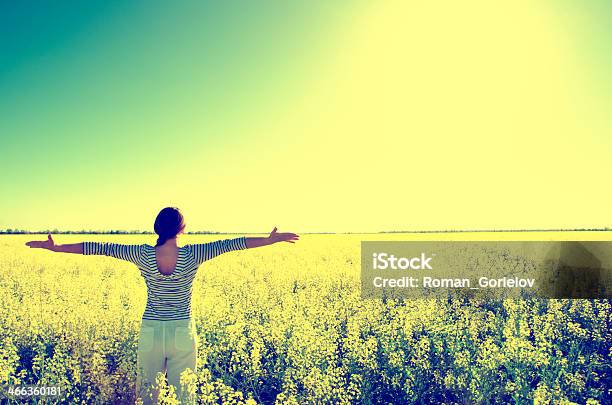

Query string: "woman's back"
[[82, 237, 248, 320], [154, 243, 180, 275], [140, 244, 200, 321]]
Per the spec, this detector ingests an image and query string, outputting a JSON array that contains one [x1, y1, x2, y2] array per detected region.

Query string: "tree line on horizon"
[[0, 227, 610, 235]]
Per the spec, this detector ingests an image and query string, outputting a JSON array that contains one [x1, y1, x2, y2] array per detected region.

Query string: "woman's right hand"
[[25, 234, 56, 250], [268, 227, 299, 244]]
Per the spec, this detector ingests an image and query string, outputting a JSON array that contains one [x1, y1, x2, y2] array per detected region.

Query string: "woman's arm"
[[26, 235, 144, 265], [245, 227, 299, 248], [189, 227, 299, 266], [26, 234, 83, 254]]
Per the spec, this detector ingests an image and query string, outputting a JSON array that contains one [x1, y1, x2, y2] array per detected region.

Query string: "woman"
[[25, 207, 299, 403]]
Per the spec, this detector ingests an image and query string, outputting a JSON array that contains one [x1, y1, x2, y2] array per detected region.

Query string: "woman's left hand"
[[25, 234, 56, 250]]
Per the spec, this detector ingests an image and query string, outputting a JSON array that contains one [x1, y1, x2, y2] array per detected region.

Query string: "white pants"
[[135, 318, 198, 404]]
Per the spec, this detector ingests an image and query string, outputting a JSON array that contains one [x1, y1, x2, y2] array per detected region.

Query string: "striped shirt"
[[83, 237, 248, 320]]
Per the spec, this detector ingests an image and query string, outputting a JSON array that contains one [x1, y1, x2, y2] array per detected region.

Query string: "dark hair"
[[154, 207, 186, 246]]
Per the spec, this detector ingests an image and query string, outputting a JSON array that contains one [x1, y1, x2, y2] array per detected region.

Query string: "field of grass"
[[0, 233, 610, 404]]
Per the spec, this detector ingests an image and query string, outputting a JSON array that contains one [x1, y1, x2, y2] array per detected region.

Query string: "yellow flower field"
[[0, 233, 610, 404]]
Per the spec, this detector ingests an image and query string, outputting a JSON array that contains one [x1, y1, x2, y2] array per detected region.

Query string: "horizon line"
[[1, 227, 611, 235]]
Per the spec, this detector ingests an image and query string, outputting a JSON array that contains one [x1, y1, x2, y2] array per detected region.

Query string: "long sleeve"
[[83, 242, 144, 265], [188, 237, 248, 266]]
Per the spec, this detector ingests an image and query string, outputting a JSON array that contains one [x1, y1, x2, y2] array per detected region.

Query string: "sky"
[[0, 0, 611, 233]]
